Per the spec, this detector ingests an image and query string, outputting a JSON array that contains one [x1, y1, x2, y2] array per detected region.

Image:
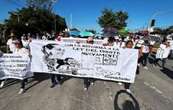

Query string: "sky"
[[0, 0, 173, 32]]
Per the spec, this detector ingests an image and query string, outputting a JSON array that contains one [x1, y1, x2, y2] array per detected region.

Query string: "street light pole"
[[148, 10, 173, 32]]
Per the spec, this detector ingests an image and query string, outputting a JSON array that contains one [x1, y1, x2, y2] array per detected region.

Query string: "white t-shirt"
[[42, 35, 47, 40], [102, 37, 108, 45], [22, 40, 30, 48], [163, 47, 171, 58], [160, 44, 166, 49], [7, 39, 16, 53], [13, 48, 29, 58], [120, 42, 125, 48], [114, 42, 121, 48], [142, 45, 149, 53]]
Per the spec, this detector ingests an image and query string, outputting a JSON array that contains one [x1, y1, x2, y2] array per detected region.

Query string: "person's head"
[[108, 37, 115, 43], [10, 33, 16, 40], [126, 40, 134, 48], [107, 37, 115, 46], [14, 39, 23, 49], [144, 40, 149, 44], [165, 42, 170, 47], [114, 36, 119, 42], [87, 36, 94, 44], [22, 34, 27, 40]]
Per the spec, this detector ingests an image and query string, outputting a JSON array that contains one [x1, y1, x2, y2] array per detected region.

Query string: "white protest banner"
[[0, 54, 32, 80], [30, 40, 138, 83]]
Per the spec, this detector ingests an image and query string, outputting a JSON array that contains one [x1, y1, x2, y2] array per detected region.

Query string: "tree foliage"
[[6, 0, 56, 11], [98, 9, 128, 37], [26, 0, 56, 11], [5, 7, 67, 37], [98, 8, 128, 30], [98, 9, 116, 28]]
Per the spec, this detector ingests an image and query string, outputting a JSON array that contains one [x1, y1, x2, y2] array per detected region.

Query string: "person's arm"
[[0, 50, 3, 57], [138, 48, 143, 58], [6, 40, 10, 53]]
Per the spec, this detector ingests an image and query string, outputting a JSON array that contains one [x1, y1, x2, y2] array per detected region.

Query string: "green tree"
[[5, 7, 67, 37], [98, 9, 116, 28], [118, 27, 129, 37], [98, 9, 128, 30], [98, 8, 128, 37], [114, 11, 128, 30], [26, 0, 56, 11], [6, 0, 56, 11]]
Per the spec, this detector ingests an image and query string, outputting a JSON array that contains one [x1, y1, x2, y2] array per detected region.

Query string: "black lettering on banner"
[[105, 72, 130, 81]]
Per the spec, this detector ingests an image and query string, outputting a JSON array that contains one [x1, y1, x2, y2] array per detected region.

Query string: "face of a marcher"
[[126, 42, 133, 48], [87, 37, 94, 44], [15, 43, 21, 49]]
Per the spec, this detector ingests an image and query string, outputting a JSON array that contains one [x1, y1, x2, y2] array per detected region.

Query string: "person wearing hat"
[[6, 33, 17, 53], [13, 39, 32, 94]]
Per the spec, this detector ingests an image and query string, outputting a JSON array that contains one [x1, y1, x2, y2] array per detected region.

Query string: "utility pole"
[[148, 10, 173, 33]]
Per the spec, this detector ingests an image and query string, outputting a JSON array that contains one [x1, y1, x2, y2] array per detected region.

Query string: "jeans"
[[154, 58, 167, 68], [124, 83, 131, 89], [162, 58, 167, 69], [84, 78, 90, 88], [21, 79, 28, 89], [50, 74, 61, 85], [142, 53, 149, 66]]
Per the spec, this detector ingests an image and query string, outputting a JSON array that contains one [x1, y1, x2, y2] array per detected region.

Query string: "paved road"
[[0, 60, 173, 110]]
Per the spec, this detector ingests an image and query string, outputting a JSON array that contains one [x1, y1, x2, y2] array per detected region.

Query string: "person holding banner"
[[6, 33, 17, 53], [123, 40, 137, 93], [46, 35, 65, 88], [13, 39, 32, 94], [0, 33, 17, 88]]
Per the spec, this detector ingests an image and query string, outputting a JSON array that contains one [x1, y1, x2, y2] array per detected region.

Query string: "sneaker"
[[118, 82, 123, 85], [126, 89, 132, 93], [18, 88, 24, 94], [91, 82, 94, 86], [50, 84, 56, 88], [0, 81, 5, 88], [144, 66, 148, 70], [84, 87, 88, 91], [137, 63, 140, 67]]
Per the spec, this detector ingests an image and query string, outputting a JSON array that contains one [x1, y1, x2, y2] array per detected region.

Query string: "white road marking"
[[144, 82, 163, 94]]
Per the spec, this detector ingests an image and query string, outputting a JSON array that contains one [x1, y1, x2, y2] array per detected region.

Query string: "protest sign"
[[0, 54, 31, 80], [30, 40, 138, 83]]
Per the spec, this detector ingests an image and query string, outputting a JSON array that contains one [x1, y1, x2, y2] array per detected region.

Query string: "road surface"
[[0, 59, 173, 110]]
